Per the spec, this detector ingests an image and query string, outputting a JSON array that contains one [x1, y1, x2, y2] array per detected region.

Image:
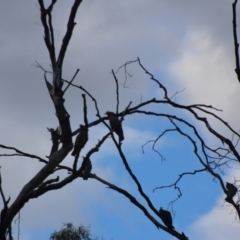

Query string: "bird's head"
[[105, 111, 114, 117], [48, 128, 55, 133]]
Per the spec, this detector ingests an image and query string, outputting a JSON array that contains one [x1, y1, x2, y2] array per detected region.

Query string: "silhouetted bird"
[[48, 128, 60, 156], [159, 207, 175, 230], [225, 182, 238, 203], [82, 158, 92, 180], [71, 125, 88, 156], [105, 111, 124, 141]]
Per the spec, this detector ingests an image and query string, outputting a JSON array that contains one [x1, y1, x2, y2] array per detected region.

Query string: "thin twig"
[[63, 68, 80, 94]]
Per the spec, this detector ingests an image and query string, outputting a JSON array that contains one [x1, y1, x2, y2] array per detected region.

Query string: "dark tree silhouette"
[[50, 222, 101, 240], [0, 1, 240, 240]]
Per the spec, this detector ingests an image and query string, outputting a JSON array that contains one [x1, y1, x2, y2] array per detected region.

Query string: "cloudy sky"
[[1, 0, 240, 239]]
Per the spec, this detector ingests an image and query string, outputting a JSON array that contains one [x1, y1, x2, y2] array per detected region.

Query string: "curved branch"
[[92, 174, 189, 240], [0, 144, 48, 164]]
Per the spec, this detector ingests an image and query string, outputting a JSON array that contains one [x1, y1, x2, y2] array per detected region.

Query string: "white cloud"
[[171, 30, 237, 109], [187, 167, 240, 240], [169, 29, 240, 152], [188, 197, 240, 240]]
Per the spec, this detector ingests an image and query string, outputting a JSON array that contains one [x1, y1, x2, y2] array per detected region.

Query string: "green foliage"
[[50, 223, 101, 240]]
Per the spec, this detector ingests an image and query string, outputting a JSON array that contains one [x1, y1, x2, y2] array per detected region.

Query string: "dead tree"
[[0, 1, 240, 240]]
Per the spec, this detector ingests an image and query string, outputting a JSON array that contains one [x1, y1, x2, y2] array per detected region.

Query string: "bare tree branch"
[[232, 0, 240, 82], [92, 174, 189, 240], [63, 68, 80, 94], [111, 70, 120, 114], [57, 0, 83, 69], [0, 144, 48, 164]]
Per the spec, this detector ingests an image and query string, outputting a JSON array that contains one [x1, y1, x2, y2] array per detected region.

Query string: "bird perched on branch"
[[82, 158, 92, 180], [225, 182, 238, 203], [48, 127, 60, 156], [71, 125, 88, 156], [158, 207, 175, 230], [105, 111, 124, 142]]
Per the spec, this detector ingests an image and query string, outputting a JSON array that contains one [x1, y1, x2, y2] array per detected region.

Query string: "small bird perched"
[[82, 158, 92, 180], [158, 207, 175, 230], [225, 182, 238, 203], [105, 111, 124, 141], [71, 125, 88, 156], [48, 128, 60, 157]]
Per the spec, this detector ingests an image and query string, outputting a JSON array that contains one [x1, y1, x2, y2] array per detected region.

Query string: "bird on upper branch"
[[82, 158, 92, 180], [71, 125, 88, 156], [105, 111, 124, 142], [48, 128, 60, 157], [225, 182, 238, 203], [158, 207, 175, 230]]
